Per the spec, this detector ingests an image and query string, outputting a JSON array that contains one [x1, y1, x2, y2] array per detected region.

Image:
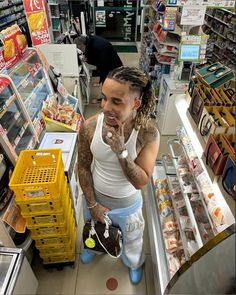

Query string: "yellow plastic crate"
[[24, 198, 72, 227], [41, 252, 75, 265], [18, 178, 68, 216], [38, 228, 75, 256], [40, 234, 76, 265], [22, 178, 68, 215], [35, 220, 75, 247], [29, 210, 74, 238], [9, 149, 65, 202]]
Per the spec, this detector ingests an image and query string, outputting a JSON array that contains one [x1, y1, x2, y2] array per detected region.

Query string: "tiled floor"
[[32, 193, 155, 295]]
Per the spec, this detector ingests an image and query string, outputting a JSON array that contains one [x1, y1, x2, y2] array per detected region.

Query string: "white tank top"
[[90, 113, 139, 198]]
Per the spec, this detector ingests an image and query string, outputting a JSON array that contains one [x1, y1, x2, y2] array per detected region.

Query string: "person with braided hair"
[[77, 66, 160, 285]]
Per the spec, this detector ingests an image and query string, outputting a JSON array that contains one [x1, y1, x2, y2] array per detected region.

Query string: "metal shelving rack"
[[203, 7, 236, 71], [0, 0, 26, 31]]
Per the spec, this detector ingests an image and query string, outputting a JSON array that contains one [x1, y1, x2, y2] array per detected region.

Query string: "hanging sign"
[[166, 0, 235, 7], [23, 0, 51, 46], [181, 6, 207, 25]]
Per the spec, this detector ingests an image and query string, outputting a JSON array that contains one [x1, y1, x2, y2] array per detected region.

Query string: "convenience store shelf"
[[0, 0, 22, 11], [175, 93, 236, 219], [152, 31, 179, 48]]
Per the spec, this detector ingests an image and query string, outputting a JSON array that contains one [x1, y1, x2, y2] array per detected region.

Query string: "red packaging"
[[0, 49, 6, 71], [23, 0, 51, 46], [0, 77, 11, 95], [2, 25, 20, 68], [15, 31, 28, 56]]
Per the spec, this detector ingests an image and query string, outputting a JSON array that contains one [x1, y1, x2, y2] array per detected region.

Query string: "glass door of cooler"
[[0, 247, 25, 295]]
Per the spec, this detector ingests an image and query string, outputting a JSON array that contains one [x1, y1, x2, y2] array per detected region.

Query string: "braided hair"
[[107, 66, 155, 130]]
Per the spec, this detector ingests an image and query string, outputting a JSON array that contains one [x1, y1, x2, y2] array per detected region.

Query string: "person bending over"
[[74, 35, 123, 84], [77, 66, 160, 285]]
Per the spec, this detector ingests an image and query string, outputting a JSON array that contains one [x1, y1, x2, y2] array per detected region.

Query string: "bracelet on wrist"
[[87, 202, 98, 209]]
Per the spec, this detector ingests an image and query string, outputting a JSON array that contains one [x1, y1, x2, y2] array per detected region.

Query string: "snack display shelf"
[[145, 166, 170, 294], [15, 128, 34, 155], [0, 15, 26, 30], [161, 158, 190, 260], [168, 141, 204, 248], [152, 31, 179, 48], [153, 44, 178, 57], [6, 113, 20, 134], [24, 78, 45, 104], [0, 11, 12, 20], [146, 160, 235, 294], [174, 132, 217, 234], [0, 48, 54, 165], [0, 95, 17, 120], [175, 94, 236, 217], [205, 13, 232, 27], [0, 0, 22, 10]]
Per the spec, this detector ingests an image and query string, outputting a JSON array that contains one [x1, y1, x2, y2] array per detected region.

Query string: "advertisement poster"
[[95, 10, 106, 27], [181, 6, 206, 25], [163, 7, 177, 31], [23, 0, 51, 46], [166, 0, 235, 7]]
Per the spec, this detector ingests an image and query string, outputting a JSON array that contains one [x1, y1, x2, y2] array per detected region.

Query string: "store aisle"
[[31, 52, 156, 295]]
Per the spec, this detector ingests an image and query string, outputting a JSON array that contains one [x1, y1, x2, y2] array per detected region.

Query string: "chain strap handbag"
[[82, 215, 123, 258]]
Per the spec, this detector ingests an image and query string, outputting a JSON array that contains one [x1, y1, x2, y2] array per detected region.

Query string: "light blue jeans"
[[82, 191, 145, 269]]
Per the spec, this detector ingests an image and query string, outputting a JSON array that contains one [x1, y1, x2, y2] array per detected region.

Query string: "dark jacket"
[[85, 35, 123, 83]]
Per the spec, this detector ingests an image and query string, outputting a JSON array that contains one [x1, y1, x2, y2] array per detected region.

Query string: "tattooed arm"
[[118, 123, 159, 189], [77, 116, 109, 223], [77, 119, 95, 206]]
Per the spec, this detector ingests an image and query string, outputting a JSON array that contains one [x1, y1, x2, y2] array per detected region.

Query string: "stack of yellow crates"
[[9, 149, 76, 265]]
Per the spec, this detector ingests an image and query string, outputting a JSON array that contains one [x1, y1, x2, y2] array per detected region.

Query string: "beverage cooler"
[[144, 95, 235, 294], [0, 247, 38, 295]]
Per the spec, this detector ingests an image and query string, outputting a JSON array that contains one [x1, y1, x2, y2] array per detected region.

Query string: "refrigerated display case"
[[144, 94, 235, 294], [0, 48, 54, 165], [0, 247, 38, 295]]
